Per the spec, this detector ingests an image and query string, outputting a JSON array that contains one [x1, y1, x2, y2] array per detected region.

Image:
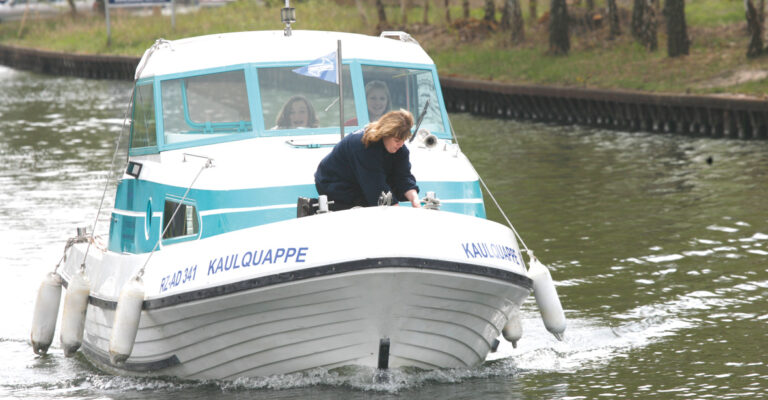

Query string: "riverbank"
[[1, 0, 766, 138], [0, 0, 766, 98], [2, 41, 765, 139]]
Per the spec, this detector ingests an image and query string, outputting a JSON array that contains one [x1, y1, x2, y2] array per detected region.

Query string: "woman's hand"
[[405, 189, 421, 208]]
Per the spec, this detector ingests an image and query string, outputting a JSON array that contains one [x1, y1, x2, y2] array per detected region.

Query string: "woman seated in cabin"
[[344, 80, 391, 126], [274, 95, 319, 129], [315, 109, 421, 211]]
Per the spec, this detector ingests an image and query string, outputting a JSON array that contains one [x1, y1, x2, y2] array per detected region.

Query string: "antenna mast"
[[281, 0, 296, 36]]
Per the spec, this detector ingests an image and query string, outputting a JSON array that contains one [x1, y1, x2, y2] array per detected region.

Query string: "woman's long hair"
[[275, 95, 319, 129], [362, 109, 414, 148]]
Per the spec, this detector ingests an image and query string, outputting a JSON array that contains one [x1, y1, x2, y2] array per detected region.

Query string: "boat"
[[30, 8, 565, 380]]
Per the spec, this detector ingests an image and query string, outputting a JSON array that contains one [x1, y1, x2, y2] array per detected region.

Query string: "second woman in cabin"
[[314, 109, 421, 210], [275, 95, 319, 129]]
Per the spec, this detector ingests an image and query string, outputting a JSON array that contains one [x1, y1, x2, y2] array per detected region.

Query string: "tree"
[[607, 0, 620, 40], [501, 0, 525, 43], [66, 0, 77, 17], [632, 0, 657, 51], [501, 0, 510, 28], [463, 0, 470, 19], [529, 0, 538, 26], [585, 0, 594, 12], [642, 1, 658, 51], [444, 0, 451, 24], [355, 0, 369, 26], [423, 0, 430, 24], [401, 0, 410, 25], [375, 0, 389, 29], [631, 0, 644, 38], [484, 0, 496, 22], [663, 0, 689, 57], [549, 0, 570, 55], [745, 0, 764, 58]]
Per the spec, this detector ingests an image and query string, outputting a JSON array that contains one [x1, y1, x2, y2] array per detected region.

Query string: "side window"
[[161, 70, 251, 144], [162, 199, 199, 241], [361, 65, 444, 133], [257, 65, 355, 131], [130, 83, 157, 149]]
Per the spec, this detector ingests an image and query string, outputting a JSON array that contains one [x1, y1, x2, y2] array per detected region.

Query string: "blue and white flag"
[[292, 51, 338, 84]]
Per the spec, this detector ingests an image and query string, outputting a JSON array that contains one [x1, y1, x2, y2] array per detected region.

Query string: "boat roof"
[[136, 30, 435, 80]]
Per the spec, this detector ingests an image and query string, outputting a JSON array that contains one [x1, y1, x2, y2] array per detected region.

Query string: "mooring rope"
[[448, 123, 530, 253], [79, 88, 133, 272], [136, 155, 214, 279], [78, 39, 171, 273]]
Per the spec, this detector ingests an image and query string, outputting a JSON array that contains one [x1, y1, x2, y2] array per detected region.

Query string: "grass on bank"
[[0, 0, 766, 97]]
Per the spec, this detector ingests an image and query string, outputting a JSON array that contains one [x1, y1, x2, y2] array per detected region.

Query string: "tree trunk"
[[444, 0, 451, 24], [641, 0, 658, 51], [423, 0, 430, 24], [355, 0, 369, 26], [549, 0, 570, 55], [66, 0, 77, 17], [631, 0, 644, 38], [94, 0, 105, 16], [633, 0, 657, 51], [663, 0, 689, 57], [585, 0, 594, 12], [401, 0, 409, 25], [511, 0, 524, 42], [484, 0, 496, 22], [529, 0, 537, 25], [376, 0, 389, 28], [607, 0, 620, 39], [746, 0, 764, 58], [463, 0, 470, 19], [501, 0, 511, 29]]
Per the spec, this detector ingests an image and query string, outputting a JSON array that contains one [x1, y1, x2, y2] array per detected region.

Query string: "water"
[[1, 64, 767, 399]]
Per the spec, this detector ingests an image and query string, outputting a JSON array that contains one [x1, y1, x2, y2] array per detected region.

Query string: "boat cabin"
[[112, 31, 484, 255]]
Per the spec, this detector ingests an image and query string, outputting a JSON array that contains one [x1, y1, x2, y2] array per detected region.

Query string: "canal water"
[[1, 65, 766, 399]]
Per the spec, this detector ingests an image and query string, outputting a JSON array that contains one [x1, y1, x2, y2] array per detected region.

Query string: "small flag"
[[292, 51, 338, 84]]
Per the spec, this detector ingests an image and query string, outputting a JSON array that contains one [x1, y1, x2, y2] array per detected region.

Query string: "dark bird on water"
[[706, 156, 713, 165]]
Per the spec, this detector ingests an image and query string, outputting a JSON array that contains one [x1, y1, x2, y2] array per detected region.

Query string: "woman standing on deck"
[[315, 109, 421, 210]]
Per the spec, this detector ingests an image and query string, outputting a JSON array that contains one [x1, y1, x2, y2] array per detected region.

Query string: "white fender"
[[31, 272, 63, 355], [60, 269, 91, 357], [109, 276, 145, 365], [502, 306, 523, 348], [528, 256, 566, 341]]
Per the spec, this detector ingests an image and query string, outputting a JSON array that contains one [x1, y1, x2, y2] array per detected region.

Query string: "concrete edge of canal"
[[2, 43, 766, 140]]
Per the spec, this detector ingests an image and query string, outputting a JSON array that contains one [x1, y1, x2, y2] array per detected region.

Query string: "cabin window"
[[161, 70, 252, 144], [257, 65, 355, 131], [130, 83, 157, 148], [361, 66, 444, 133], [162, 199, 199, 240]]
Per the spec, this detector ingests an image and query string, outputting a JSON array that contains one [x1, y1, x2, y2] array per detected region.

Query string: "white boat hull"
[[60, 207, 532, 379]]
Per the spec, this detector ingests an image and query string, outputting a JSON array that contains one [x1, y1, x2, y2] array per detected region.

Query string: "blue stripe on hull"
[[109, 179, 486, 254]]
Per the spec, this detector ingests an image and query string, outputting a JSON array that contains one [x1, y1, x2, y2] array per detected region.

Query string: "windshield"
[[361, 65, 444, 134], [258, 65, 355, 131], [160, 70, 251, 145]]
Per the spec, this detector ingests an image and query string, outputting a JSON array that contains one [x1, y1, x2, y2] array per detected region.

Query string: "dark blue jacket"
[[314, 131, 419, 207]]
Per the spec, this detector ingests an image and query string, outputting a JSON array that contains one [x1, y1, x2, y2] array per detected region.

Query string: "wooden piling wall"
[[0, 44, 138, 80], [2, 43, 766, 139], [440, 76, 768, 139]]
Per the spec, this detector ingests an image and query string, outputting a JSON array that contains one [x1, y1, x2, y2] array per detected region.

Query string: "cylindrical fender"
[[502, 306, 523, 348], [60, 269, 91, 357], [31, 272, 63, 355], [109, 276, 145, 365], [528, 256, 566, 341]]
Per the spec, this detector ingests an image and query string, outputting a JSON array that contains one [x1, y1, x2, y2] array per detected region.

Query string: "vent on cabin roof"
[[379, 31, 419, 44]]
